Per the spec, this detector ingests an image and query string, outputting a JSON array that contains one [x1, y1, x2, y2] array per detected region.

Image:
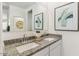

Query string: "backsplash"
[[4, 36, 37, 45]]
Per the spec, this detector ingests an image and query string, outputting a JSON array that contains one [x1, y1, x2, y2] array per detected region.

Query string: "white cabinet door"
[[50, 45, 62, 56], [50, 40, 62, 56], [32, 47, 49, 56]]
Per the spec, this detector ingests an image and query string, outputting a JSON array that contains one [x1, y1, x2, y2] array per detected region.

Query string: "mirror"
[[2, 2, 26, 32], [2, 2, 49, 32], [2, 2, 34, 32]]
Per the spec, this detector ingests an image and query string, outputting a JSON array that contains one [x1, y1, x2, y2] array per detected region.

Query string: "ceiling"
[[4, 2, 36, 9]]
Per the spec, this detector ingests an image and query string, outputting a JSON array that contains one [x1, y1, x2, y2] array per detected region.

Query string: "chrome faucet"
[[22, 34, 27, 44], [23, 34, 26, 40]]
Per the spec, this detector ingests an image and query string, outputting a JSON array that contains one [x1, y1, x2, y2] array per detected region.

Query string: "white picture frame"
[[54, 2, 79, 31]]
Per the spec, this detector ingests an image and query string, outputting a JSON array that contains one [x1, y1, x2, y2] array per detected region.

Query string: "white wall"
[[47, 2, 79, 56], [0, 3, 3, 56]]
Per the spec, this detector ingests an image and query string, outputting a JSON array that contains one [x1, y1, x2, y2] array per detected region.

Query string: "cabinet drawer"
[[32, 47, 49, 56]]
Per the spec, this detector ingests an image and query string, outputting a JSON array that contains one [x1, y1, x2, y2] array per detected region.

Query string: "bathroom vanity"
[[32, 39, 62, 56], [3, 34, 62, 56]]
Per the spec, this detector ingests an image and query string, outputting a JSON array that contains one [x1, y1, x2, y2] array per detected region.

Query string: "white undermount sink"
[[16, 42, 39, 53], [44, 38, 55, 41]]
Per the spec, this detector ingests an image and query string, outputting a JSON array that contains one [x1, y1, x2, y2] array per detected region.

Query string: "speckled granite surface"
[[3, 34, 62, 56]]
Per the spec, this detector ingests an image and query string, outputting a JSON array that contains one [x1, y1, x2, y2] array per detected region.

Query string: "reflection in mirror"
[[2, 3, 10, 32], [27, 10, 32, 31]]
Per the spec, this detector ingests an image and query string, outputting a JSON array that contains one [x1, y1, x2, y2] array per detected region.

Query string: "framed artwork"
[[54, 2, 79, 31], [34, 13, 43, 30], [14, 16, 24, 31]]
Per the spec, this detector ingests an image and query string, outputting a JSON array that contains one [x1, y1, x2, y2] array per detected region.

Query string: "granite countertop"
[[3, 34, 62, 56]]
